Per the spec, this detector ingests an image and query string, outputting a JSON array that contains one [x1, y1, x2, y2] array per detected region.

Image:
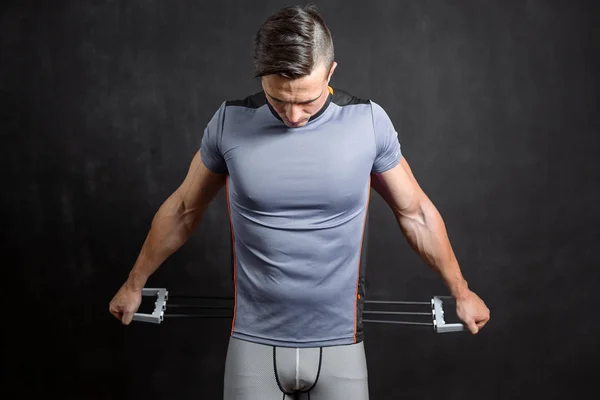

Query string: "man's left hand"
[[455, 291, 490, 334]]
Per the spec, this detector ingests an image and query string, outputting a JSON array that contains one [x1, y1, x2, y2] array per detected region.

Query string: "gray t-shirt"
[[200, 87, 402, 347]]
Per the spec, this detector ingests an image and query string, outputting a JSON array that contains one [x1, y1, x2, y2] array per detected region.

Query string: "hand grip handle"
[[132, 288, 168, 324], [431, 295, 465, 333]]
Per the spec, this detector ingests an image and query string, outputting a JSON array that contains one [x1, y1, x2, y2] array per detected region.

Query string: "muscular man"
[[109, 5, 490, 399]]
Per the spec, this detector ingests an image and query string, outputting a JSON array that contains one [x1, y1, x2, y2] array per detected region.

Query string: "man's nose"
[[285, 105, 303, 124]]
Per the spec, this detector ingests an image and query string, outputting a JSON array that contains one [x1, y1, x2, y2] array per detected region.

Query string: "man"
[[109, 4, 490, 399]]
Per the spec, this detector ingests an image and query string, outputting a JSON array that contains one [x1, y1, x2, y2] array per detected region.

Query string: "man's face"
[[261, 62, 337, 128]]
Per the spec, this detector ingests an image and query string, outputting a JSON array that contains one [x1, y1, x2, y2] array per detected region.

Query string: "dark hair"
[[253, 4, 335, 79]]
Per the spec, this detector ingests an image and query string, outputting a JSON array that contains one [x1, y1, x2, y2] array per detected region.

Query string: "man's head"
[[254, 4, 337, 128]]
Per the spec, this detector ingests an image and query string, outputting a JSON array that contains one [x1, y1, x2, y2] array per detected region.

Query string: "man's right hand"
[[109, 282, 142, 325]]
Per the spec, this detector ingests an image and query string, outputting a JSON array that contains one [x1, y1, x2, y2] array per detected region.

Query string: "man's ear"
[[327, 61, 338, 83]]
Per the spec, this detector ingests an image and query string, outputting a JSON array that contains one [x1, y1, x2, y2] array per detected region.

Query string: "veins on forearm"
[[398, 203, 469, 297], [397, 201, 454, 270]]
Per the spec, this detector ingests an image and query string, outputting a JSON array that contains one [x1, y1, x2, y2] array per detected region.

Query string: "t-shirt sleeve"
[[199, 101, 228, 174], [370, 100, 402, 173]]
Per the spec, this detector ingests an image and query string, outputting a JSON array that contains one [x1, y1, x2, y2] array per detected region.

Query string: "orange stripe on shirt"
[[226, 177, 238, 335]]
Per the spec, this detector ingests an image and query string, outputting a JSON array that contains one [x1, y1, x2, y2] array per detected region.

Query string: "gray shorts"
[[223, 336, 370, 400]]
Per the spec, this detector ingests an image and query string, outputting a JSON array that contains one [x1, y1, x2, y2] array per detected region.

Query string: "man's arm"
[[371, 157, 490, 333], [110, 151, 226, 324], [371, 157, 468, 298], [126, 151, 227, 291]]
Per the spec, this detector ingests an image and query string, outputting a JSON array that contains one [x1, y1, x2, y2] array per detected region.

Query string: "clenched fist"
[[109, 283, 142, 325], [455, 290, 490, 334]]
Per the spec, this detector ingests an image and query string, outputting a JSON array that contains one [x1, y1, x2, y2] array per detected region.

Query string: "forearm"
[[397, 199, 470, 300], [126, 193, 204, 290]]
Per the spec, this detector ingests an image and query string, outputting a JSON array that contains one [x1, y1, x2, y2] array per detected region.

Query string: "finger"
[[467, 320, 479, 334], [122, 311, 134, 325], [110, 310, 121, 319], [109, 306, 122, 320]]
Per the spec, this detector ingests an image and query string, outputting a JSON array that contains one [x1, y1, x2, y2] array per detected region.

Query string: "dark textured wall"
[[3, 0, 599, 399]]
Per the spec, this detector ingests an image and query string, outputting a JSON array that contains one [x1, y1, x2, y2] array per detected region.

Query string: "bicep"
[[175, 151, 227, 211], [371, 157, 426, 217]]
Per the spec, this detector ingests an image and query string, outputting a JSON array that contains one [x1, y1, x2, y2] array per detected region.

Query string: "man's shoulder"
[[330, 87, 370, 107], [224, 91, 268, 109]]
